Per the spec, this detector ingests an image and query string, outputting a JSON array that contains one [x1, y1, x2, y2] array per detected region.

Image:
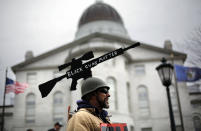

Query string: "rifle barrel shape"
[[66, 42, 140, 78]]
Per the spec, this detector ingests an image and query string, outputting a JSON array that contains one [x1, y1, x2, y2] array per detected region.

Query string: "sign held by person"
[[39, 42, 140, 98], [101, 123, 128, 131]]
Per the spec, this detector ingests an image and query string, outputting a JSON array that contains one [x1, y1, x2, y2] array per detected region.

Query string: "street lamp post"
[[156, 57, 176, 131]]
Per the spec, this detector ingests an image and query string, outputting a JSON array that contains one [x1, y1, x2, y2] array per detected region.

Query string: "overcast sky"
[[0, 0, 201, 104]]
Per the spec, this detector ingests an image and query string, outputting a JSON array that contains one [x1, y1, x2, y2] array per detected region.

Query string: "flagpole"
[[170, 53, 185, 131], [1, 68, 8, 131]]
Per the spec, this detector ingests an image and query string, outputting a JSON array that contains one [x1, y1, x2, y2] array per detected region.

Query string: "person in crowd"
[[66, 77, 111, 131], [27, 129, 33, 131], [48, 122, 63, 131]]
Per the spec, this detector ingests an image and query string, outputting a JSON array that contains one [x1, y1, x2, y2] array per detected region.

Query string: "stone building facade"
[[2, 1, 195, 131]]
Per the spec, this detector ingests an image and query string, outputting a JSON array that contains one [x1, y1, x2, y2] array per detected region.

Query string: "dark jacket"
[[48, 128, 56, 131]]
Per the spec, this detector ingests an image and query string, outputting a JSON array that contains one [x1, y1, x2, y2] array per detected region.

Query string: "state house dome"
[[78, 2, 124, 27], [75, 1, 129, 39]]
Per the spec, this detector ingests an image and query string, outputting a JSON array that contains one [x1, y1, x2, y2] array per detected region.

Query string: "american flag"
[[6, 77, 28, 94]]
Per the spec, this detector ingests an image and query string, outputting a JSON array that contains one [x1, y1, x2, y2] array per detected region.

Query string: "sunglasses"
[[98, 88, 109, 94]]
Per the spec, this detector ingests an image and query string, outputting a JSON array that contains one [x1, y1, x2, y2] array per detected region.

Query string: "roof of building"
[[78, 2, 124, 27], [12, 32, 187, 72]]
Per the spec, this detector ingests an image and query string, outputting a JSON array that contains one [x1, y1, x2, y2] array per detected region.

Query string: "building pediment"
[[12, 32, 186, 72]]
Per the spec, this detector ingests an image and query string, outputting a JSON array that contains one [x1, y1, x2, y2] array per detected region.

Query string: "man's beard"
[[102, 98, 109, 109], [97, 96, 109, 109]]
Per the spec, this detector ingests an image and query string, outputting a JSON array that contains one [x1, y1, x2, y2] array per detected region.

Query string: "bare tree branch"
[[175, 25, 201, 68]]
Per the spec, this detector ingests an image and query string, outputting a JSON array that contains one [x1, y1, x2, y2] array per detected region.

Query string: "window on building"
[[188, 84, 201, 94], [191, 100, 201, 108], [53, 92, 64, 123], [25, 93, 35, 123], [127, 82, 132, 113], [107, 77, 118, 110], [193, 115, 201, 131], [170, 85, 178, 112], [27, 72, 37, 85], [135, 65, 145, 75], [138, 85, 150, 117], [141, 127, 152, 131]]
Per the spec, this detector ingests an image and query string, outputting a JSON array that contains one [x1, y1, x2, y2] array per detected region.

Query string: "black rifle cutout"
[[39, 42, 140, 98]]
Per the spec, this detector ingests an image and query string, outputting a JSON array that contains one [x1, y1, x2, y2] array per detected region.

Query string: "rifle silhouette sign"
[[39, 42, 140, 98]]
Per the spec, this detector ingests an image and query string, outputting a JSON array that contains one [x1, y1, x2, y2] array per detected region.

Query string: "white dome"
[[75, 2, 130, 39]]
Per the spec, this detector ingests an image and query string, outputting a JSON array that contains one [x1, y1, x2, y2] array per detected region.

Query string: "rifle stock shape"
[[39, 75, 66, 98]]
